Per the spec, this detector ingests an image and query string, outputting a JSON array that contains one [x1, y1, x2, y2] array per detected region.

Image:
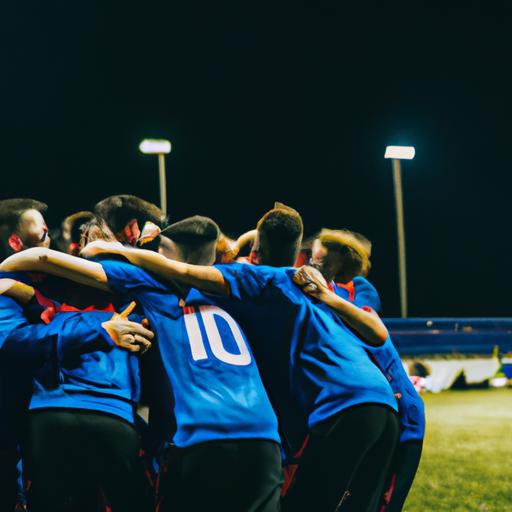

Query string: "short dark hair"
[[161, 215, 219, 245], [0, 198, 48, 261], [94, 195, 167, 234], [160, 215, 219, 264], [0, 198, 48, 233], [256, 202, 303, 267]]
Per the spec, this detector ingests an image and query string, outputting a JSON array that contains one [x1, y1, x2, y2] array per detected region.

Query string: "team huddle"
[[0, 195, 425, 512]]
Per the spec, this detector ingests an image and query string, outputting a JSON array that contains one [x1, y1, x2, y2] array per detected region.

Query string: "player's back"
[[100, 258, 280, 448], [215, 263, 398, 447]]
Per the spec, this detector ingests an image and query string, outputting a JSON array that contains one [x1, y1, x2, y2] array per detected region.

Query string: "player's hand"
[[101, 302, 154, 353], [217, 234, 240, 263], [293, 266, 330, 300], [0, 278, 35, 304], [81, 240, 125, 258]]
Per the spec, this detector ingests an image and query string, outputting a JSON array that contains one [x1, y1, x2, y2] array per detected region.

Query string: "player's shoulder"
[[216, 262, 289, 281], [353, 276, 382, 312], [353, 276, 378, 294], [0, 294, 22, 312], [96, 255, 166, 290]]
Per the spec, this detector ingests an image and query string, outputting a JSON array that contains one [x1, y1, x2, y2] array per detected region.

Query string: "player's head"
[[159, 215, 220, 266], [311, 228, 372, 282], [61, 211, 95, 255], [254, 202, 303, 267], [94, 195, 167, 246], [78, 217, 118, 254], [0, 198, 50, 261]]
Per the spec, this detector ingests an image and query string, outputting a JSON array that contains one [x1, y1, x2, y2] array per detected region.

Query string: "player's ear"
[[123, 219, 140, 246], [8, 233, 23, 253]]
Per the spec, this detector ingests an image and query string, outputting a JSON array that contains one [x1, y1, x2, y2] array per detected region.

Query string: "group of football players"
[[0, 195, 425, 512]]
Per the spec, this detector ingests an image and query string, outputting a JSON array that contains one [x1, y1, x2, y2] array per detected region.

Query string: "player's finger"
[[118, 301, 137, 319], [119, 340, 141, 352], [127, 323, 154, 339], [292, 270, 308, 286], [133, 334, 152, 353], [304, 283, 319, 294]]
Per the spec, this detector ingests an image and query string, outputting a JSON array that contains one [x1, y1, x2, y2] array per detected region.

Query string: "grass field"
[[404, 388, 512, 512]]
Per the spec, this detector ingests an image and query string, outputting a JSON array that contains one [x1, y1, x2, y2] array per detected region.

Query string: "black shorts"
[[382, 439, 423, 511], [158, 439, 283, 512], [24, 409, 154, 512], [282, 403, 399, 512], [0, 447, 18, 511]]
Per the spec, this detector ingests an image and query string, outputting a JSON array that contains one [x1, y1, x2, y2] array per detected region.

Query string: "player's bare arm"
[[293, 265, 388, 346], [0, 278, 35, 304], [0, 247, 110, 292], [82, 240, 231, 296], [0, 275, 153, 353]]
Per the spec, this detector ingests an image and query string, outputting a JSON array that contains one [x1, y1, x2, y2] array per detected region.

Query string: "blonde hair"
[[318, 228, 372, 278]]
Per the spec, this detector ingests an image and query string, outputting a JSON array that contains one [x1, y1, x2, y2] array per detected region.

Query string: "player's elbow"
[[92, 268, 109, 285], [371, 326, 389, 347], [362, 323, 389, 347]]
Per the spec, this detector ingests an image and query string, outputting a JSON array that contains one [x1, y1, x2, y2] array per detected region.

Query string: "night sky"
[[1, 2, 511, 317]]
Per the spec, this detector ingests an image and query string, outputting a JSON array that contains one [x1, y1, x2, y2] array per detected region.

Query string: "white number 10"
[[183, 305, 252, 366]]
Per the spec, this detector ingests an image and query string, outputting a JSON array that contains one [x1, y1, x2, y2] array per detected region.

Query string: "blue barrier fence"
[[382, 318, 512, 356]]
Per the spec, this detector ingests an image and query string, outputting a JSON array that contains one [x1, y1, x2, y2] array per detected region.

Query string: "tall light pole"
[[139, 139, 172, 216], [384, 145, 415, 318]]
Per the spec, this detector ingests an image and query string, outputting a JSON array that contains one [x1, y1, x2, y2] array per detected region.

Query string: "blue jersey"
[[99, 258, 280, 448], [0, 271, 141, 425], [214, 263, 398, 455], [333, 277, 425, 442], [28, 309, 141, 424], [0, 295, 39, 449], [0, 294, 129, 447]]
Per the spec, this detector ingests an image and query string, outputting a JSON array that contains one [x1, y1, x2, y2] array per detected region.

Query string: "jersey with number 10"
[[99, 258, 280, 448]]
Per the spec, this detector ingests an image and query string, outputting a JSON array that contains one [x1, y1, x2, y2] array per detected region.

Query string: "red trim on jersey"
[[56, 303, 116, 313], [335, 280, 355, 301], [34, 289, 116, 323]]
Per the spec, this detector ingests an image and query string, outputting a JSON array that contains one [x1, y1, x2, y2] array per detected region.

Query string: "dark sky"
[[1, 2, 511, 317]]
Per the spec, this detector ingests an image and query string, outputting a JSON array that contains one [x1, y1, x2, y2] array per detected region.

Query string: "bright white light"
[[139, 139, 172, 154], [384, 146, 415, 160]]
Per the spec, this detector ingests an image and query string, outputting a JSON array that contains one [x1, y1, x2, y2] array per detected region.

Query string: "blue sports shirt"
[[100, 258, 280, 448], [333, 277, 425, 442], [0, 271, 142, 425], [214, 264, 398, 455]]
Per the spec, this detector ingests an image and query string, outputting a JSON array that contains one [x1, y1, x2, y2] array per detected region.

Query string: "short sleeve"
[[0, 296, 26, 348], [215, 263, 273, 300], [353, 276, 382, 313], [99, 258, 168, 295]]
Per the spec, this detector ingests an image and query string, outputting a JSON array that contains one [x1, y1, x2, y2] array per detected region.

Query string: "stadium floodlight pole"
[[384, 145, 415, 318], [139, 139, 172, 215]]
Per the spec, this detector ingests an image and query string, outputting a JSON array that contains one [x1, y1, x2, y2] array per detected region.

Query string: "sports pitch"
[[404, 388, 512, 511]]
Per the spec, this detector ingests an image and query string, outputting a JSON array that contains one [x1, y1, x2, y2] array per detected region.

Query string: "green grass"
[[404, 388, 512, 512]]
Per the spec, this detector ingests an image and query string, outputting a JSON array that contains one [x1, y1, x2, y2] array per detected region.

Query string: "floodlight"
[[139, 139, 172, 155], [384, 146, 415, 160]]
